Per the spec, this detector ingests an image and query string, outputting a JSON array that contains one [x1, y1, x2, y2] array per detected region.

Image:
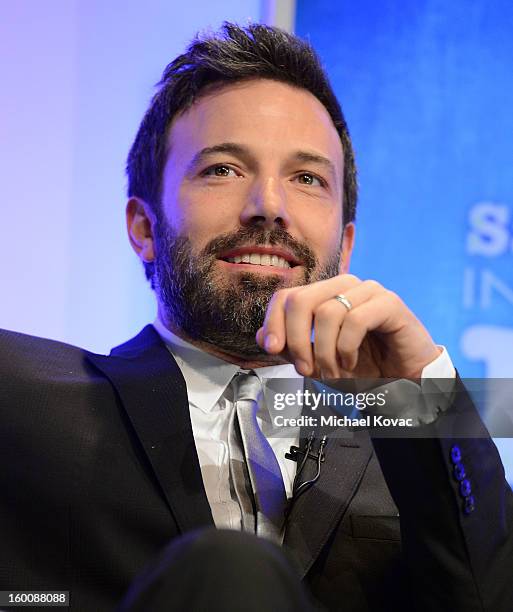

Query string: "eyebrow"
[[185, 141, 338, 181], [292, 151, 338, 181], [185, 142, 251, 175]]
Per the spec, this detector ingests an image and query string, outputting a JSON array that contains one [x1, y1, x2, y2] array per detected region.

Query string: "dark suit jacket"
[[0, 326, 512, 611]]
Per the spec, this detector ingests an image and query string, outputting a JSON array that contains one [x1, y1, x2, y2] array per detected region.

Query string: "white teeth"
[[225, 253, 292, 268]]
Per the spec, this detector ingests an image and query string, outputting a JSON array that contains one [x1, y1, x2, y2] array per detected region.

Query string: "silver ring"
[[333, 294, 352, 311]]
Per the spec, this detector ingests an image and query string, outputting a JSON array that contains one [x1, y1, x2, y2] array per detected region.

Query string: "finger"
[[282, 288, 315, 375], [336, 290, 396, 371], [312, 300, 346, 378], [261, 274, 361, 371], [258, 289, 292, 353], [256, 326, 265, 348], [283, 275, 362, 375], [314, 280, 385, 377]]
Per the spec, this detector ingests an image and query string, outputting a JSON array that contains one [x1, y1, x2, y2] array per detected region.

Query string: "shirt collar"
[[153, 317, 301, 413]]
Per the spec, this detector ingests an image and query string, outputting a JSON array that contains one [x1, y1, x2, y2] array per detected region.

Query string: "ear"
[[126, 197, 156, 263], [338, 222, 355, 274]]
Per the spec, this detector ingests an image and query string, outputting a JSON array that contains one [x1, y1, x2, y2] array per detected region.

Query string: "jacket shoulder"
[[0, 328, 95, 381]]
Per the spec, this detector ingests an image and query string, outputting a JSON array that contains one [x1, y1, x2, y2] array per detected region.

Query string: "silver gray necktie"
[[228, 372, 287, 543]]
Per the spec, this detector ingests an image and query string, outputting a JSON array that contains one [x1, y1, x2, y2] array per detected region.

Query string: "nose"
[[240, 176, 290, 230]]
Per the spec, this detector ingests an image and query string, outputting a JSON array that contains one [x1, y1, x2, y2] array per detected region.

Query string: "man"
[[0, 22, 512, 611]]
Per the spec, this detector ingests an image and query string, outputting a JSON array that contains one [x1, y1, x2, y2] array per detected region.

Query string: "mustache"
[[202, 226, 317, 270]]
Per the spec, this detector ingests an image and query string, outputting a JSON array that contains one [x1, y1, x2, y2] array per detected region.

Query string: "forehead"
[[166, 79, 343, 174]]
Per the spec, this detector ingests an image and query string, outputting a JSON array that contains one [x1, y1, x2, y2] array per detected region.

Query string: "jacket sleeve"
[[371, 376, 513, 611]]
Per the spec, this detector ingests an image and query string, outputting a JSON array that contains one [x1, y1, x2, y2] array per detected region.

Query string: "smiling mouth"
[[221, 253, 297, 269], [217, 246, 302, 269]]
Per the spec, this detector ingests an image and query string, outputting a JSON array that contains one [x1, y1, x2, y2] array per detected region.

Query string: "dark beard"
[[152, 221, 341, 357]]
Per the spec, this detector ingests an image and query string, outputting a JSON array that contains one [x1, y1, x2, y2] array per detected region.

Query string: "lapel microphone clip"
[[286, 431, 328, 502]]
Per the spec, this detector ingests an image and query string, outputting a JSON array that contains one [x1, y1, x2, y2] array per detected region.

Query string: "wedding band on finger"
[[333, 294, 353, 312]]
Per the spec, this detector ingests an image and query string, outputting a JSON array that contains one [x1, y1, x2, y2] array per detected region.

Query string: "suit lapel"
[[85, 324, 372, 572], [86, 325, 214, 534], [283, 378, 373, 578]]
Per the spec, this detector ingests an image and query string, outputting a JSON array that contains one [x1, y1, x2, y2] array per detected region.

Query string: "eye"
[[202, 164, 239, 178], [295, 173, 325, 187]]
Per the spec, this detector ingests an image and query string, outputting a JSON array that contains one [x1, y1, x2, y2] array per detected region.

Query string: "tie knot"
[[232, 372, 262, 403]]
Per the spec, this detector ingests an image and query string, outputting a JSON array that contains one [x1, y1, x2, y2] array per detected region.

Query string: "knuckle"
[[313, 344, 333, 365], [336, 340, 353, 358], [285, 289, 306, 311], [346, 309, 362, 327], [385, 289, 402, 306], [363, 279, 382, 292], [337, 329, 361, 355], [314, 301, 337, 319], [271, 287, 291, 304], [286, 335, 308, 355], [342, 273, 360, 284]]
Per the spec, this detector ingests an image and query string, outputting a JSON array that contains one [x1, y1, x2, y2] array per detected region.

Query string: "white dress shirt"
[[153, 318, 301, 530], [152, 317, 455, 531]]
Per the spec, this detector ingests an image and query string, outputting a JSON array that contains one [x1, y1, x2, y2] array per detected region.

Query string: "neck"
[[159, 312, 287, 370]]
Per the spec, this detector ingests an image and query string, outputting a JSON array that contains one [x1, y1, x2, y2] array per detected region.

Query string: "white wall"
[[0, 0, 260, 353]]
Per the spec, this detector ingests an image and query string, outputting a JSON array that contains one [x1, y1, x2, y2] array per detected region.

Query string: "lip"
[[216, 245, 302, 266], [217, 259, 297, 275]]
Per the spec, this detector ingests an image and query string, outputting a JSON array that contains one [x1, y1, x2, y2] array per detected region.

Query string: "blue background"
[[296, 0, 513, 376], [296, 0, 513, 478]]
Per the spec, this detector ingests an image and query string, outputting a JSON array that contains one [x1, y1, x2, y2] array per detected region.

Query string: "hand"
[[255, 274, 441, 379]]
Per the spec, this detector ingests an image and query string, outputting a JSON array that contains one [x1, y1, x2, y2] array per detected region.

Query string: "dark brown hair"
[[127, 21, 357, 274]]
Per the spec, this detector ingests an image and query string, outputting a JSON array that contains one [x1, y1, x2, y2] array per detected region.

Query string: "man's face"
[[151, 78, 353, 356]]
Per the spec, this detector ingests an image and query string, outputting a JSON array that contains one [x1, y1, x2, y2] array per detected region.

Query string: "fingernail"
[[265, 333, 277, 351], [296, 360, 311, 375]]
